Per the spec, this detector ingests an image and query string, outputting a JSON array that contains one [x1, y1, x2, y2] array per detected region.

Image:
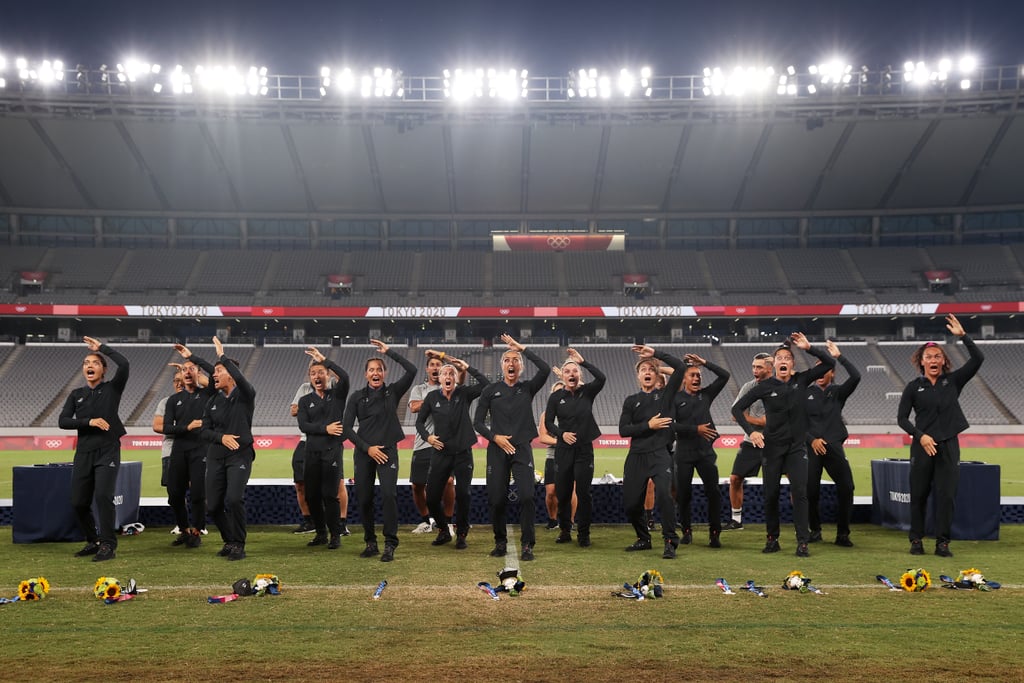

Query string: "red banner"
[[493, 234, 625, 252]]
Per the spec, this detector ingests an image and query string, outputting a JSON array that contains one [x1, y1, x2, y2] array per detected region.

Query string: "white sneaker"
[[170, 526, 181, 535], [199, 529, 209, 535], [411, 521, 432, 534], [448, 524, 456, 537]]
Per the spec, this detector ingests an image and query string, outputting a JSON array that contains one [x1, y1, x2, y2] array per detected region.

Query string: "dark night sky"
[[1, 0, 1021, 76]]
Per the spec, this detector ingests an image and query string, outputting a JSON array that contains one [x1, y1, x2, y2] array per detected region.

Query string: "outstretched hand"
[[946, 314, 965, 337]]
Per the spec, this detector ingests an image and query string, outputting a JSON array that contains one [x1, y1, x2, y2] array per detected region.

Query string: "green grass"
[[0, 523, 1021, 681], [3, 447, 1024, 499]]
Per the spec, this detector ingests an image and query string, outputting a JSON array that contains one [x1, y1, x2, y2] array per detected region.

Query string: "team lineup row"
[[59, 314, 983, 564]]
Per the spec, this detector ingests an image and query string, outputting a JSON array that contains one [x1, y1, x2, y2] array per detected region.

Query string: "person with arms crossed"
[[343, 339, 417, 563], [474, 334, 551, 562], [60, 336, 129, 562], [897, 314, 984, 558]]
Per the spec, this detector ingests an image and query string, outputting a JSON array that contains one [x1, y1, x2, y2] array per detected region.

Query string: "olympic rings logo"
[[547, 236, 571, 250], [45, 439, 64, 448], [719, 437, 739, 447], [255, 438, 273, 448]]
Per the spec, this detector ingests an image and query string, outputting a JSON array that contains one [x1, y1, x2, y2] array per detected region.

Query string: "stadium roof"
[[1, 67, 1024, 219]]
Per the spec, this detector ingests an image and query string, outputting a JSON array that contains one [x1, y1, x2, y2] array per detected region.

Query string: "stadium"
[[2, 43, 1024, 681]]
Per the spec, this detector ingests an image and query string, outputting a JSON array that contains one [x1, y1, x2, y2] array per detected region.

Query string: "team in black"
[[58, 319, 984, 561]]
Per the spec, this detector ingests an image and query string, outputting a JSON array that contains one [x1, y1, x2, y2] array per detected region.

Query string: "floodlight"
[[807, 84, 817, 94], [152, 83, 162, 93], [960, 79, 971, 89], [618, 68, 634, 96], [938, 57, 952, 72], [959, 55, 977, 72]]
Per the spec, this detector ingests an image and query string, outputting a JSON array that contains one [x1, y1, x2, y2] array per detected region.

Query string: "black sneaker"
[[184, 528, 202, 548], [762, 536, 781, 554], [307, 534, 328, 547], [292, 519, 315, 534], [75, 541, 100, 557], [489, 542, 507, 557], [709, 530, 721, 548], [645, 514, 656, 531], [227, 544, 246, 561], [834, 535, 854, 548], [625, 539, 653, 552], [339, 523, 351, 537], [359, 542, 380, 558], [722, 519, 743, 531], [935, 541, 953, 558], [327, 535, 341, 550], [555, 531, 572, 544], [808, 530, 823, 543], [521, 544, 535, 561], [171, 533, 187, 547], [795, 542, 810, 558], [662, 539, 678, 559], [455, 534, 468, 550], [92, 543, 116, 562], [381, 544, 396, 562], [680, 529, 692, 545], [577, 534, 591, 548], [431, 529, 453, 546], [545, 519, 559, 530], [910, 539, 924, 555], [217, 543, 233, 557]]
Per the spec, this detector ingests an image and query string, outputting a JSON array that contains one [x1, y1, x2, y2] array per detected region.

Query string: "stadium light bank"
[[0, 51, 1015, 102]]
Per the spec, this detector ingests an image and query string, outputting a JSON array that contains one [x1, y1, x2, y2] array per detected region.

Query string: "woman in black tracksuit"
[[897, 314, 983, 559]]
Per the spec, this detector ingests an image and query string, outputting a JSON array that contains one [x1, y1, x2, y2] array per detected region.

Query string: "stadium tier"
[[3, 243, 1024, 305]]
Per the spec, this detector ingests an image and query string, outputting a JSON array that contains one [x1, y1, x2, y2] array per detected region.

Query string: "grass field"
[[3, 447, 1024, 499], [0, 522, 1021, 682]]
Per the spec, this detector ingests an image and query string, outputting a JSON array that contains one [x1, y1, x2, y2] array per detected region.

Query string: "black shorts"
[[731, 442, 763, 479], [292, 441, 306, 482], [410, 447, 432, 485], [543, 457, 556, 486]]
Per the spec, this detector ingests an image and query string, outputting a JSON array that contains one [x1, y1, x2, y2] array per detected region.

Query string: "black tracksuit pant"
[[486, 442, 536, 547], [354, 446, 400, 548], [553, 442, 594, 536], [426, 448, 473, 536], [623, 447, 678, 543], [807, 442, 855, 537], [206, 449, 253, 546], [675, 447, 722, 533], [304, 445, 343, 536], [762, 441, 810, 544], [909, 436, 960, 543], [167, 444, 207, 531], [71, 443, 120, 547]]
